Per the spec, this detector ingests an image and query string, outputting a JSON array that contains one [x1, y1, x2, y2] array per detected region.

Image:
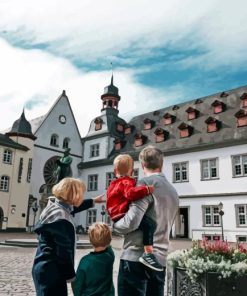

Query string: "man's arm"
[[113, 194, 153, 235]]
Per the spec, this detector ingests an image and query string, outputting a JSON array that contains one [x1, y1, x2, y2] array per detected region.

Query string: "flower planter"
[[168, 267, 247, 296]]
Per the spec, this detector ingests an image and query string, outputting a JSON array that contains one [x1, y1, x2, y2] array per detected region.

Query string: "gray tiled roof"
[[116, 85, 247, 157], [0, 133, 29, 151]]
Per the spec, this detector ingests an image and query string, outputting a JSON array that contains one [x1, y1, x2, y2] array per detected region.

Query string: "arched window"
[[50, 134, 59, 147], [3, 149, 12, 164], [0, 176, 9, 192], [63, 138, 70, 149]]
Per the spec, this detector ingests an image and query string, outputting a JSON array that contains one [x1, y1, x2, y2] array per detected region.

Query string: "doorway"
[[178, 207, 189, 239], [0, 207, 4, 230]]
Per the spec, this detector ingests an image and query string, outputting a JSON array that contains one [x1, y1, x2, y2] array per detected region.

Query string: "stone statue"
[[54, 148, 73, 183]]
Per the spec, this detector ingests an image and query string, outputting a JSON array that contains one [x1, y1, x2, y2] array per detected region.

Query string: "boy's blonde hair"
[[52, 177, 86, 207], [113, 154, 134, 176], [88, 222, 112, 248]]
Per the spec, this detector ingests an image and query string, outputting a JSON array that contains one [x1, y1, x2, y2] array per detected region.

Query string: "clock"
[[59, 115, 66, 124]]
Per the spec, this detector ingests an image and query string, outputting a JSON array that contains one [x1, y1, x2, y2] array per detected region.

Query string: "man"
[[114, 146, 179, 296], [54, 148, 73, 183]]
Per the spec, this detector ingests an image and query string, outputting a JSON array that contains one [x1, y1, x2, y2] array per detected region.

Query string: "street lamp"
[[101, 205, 106, 222], [219, 202, 224, 241]]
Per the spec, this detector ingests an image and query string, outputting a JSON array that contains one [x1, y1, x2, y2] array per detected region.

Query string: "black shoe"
[[139, 253, 164, 271]]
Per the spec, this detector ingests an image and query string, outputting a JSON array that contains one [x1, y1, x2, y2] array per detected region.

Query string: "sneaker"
[[139, 253, 164, 271]]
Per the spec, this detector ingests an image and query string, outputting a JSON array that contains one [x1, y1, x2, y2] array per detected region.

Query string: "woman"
[[32, 177, 104, 296]]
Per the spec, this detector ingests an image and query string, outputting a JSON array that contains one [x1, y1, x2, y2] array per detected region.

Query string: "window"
[[143, 118, 152, 130], [94, 117, 102, 131], [186, 107, 198, 120], [178, 123, 193, 138], [50, 134, 59, 147], [27, 158, 32, 183], [18, 158, 23, 183], [90, 144, 100, 157], [203, 205, 221, 226], [235, 109, 247, 127], [63, 138, 70, 149], [88, 174, 98, 191], [201, 158, 218, 180], [173, 162, 188, 182], [236, 236, 247, 242], [236, 205, 247, 226], [154, 128, 166, 143], [0, 176, 9, 191], [106, 172, 115, 188], [133, 169, 139, 182], [3, 149, 12, 164], [163, 113, 175, 125], [114, 139, 122, 150], [116, 123, 124, 132], [87, 209, 97, 226], [124, 125, 132, 135], [232, 155, 247, 177]]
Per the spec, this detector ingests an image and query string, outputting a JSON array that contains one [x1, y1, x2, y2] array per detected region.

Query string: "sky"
[[0, 0, 247, 137]]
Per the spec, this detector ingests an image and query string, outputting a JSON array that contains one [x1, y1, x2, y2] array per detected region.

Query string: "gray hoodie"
[[113, 173, 179, 266]]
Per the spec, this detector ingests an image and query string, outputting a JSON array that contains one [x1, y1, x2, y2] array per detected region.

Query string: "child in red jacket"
[[106, 154, 163, 271]]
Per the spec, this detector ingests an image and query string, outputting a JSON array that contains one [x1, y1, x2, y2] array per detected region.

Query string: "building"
[[79, 79, 247, 243], [0, 111, 35, 230]]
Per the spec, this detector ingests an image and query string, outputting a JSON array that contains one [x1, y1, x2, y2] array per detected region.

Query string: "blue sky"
[[0, 0, 246, 136]]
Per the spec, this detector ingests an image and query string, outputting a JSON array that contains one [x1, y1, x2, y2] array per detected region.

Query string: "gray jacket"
[[113, 173, 179, 266]]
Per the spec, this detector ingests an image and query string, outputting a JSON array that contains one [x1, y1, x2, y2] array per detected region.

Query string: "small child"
[[106, 154, 163, 271], [73, 222, 115, 296]]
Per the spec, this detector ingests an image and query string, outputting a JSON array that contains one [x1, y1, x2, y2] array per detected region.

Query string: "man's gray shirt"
[[113, 173, 179, 266]]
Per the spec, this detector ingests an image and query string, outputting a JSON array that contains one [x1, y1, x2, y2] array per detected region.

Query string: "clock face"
[[59, 115, 66, 124]]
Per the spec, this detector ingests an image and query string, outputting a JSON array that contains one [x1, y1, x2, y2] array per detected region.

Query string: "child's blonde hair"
[[88, 222, 112, 248], [52, 177, 86, 207], [113, 154, 134, 176]]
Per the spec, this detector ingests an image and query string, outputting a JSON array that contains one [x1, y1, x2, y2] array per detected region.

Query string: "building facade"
[[79, 80, 247, 243], [0, 111, 35, 230]]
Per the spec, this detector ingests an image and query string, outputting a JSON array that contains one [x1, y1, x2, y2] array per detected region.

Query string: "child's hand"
[[93, 194, 106, 203], [147, 185, 154, 194]]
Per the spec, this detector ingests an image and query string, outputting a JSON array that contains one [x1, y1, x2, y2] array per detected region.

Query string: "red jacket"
[[106, 176, 150, 221]]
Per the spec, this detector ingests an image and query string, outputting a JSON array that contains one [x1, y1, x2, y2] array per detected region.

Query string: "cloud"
[[0, 38, 183, 136], [0, 0, 246, 70]]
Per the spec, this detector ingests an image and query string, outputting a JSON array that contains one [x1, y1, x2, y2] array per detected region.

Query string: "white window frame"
[[105, 172, 115, 189], [88, 174, 98, 191], [3, 149, 12, 164], [90, 144, 100, 158], [202, 205, 221, 227], [173, 162, 189, 183], [133, 169, 139, 182], [63, 137, 70, 149], [87, 209, 97, 226], [235, 204, 247, 227], [50, 134, 59, 147], [232, 154, 247, 177], [201, 158, 219, 180], [0, 175, 9, 192], [236, 235, 247, 242]]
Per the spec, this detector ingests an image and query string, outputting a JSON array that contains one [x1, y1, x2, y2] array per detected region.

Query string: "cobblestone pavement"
[[0, 233, 191, 295]]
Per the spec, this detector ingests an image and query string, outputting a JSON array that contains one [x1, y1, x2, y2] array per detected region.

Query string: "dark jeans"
[[139, 214, 156, 246], [118, 260, 166, 296]]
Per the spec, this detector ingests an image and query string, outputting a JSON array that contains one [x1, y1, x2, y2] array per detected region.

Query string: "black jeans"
[[139, 214, 156, 246], [118, 260, 166, 296]]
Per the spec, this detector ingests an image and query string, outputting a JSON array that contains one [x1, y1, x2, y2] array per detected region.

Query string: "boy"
[[106, 154, 163, 271], [73, 222, 115, 296]]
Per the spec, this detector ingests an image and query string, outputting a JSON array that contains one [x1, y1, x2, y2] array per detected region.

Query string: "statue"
[[54, 148, 73, 183]]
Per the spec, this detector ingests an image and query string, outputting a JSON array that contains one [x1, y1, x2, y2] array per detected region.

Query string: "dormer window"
[[235, 109, 247, 127], [163, 113, 175, 125], [114, 138, 122, 150], [240, 93, 247, 108], [134, 133, 145, 147], [154, 128, 167, 143], [143, 118, 153, 130], [116, 123, 124, 132], [94, 117, 103, 131], [211, 100, 226, 114], [186, 107, 198, 120], [178, 123, 193, 138], [195, 98, 203, 104], [220, 91, 229, 98], [124, 124, 132, 135], [205, 117, 221, 133], [172, 105, 179, 111]]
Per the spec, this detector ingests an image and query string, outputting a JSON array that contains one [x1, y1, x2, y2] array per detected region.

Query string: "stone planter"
[[168, 267, 247, 296]]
